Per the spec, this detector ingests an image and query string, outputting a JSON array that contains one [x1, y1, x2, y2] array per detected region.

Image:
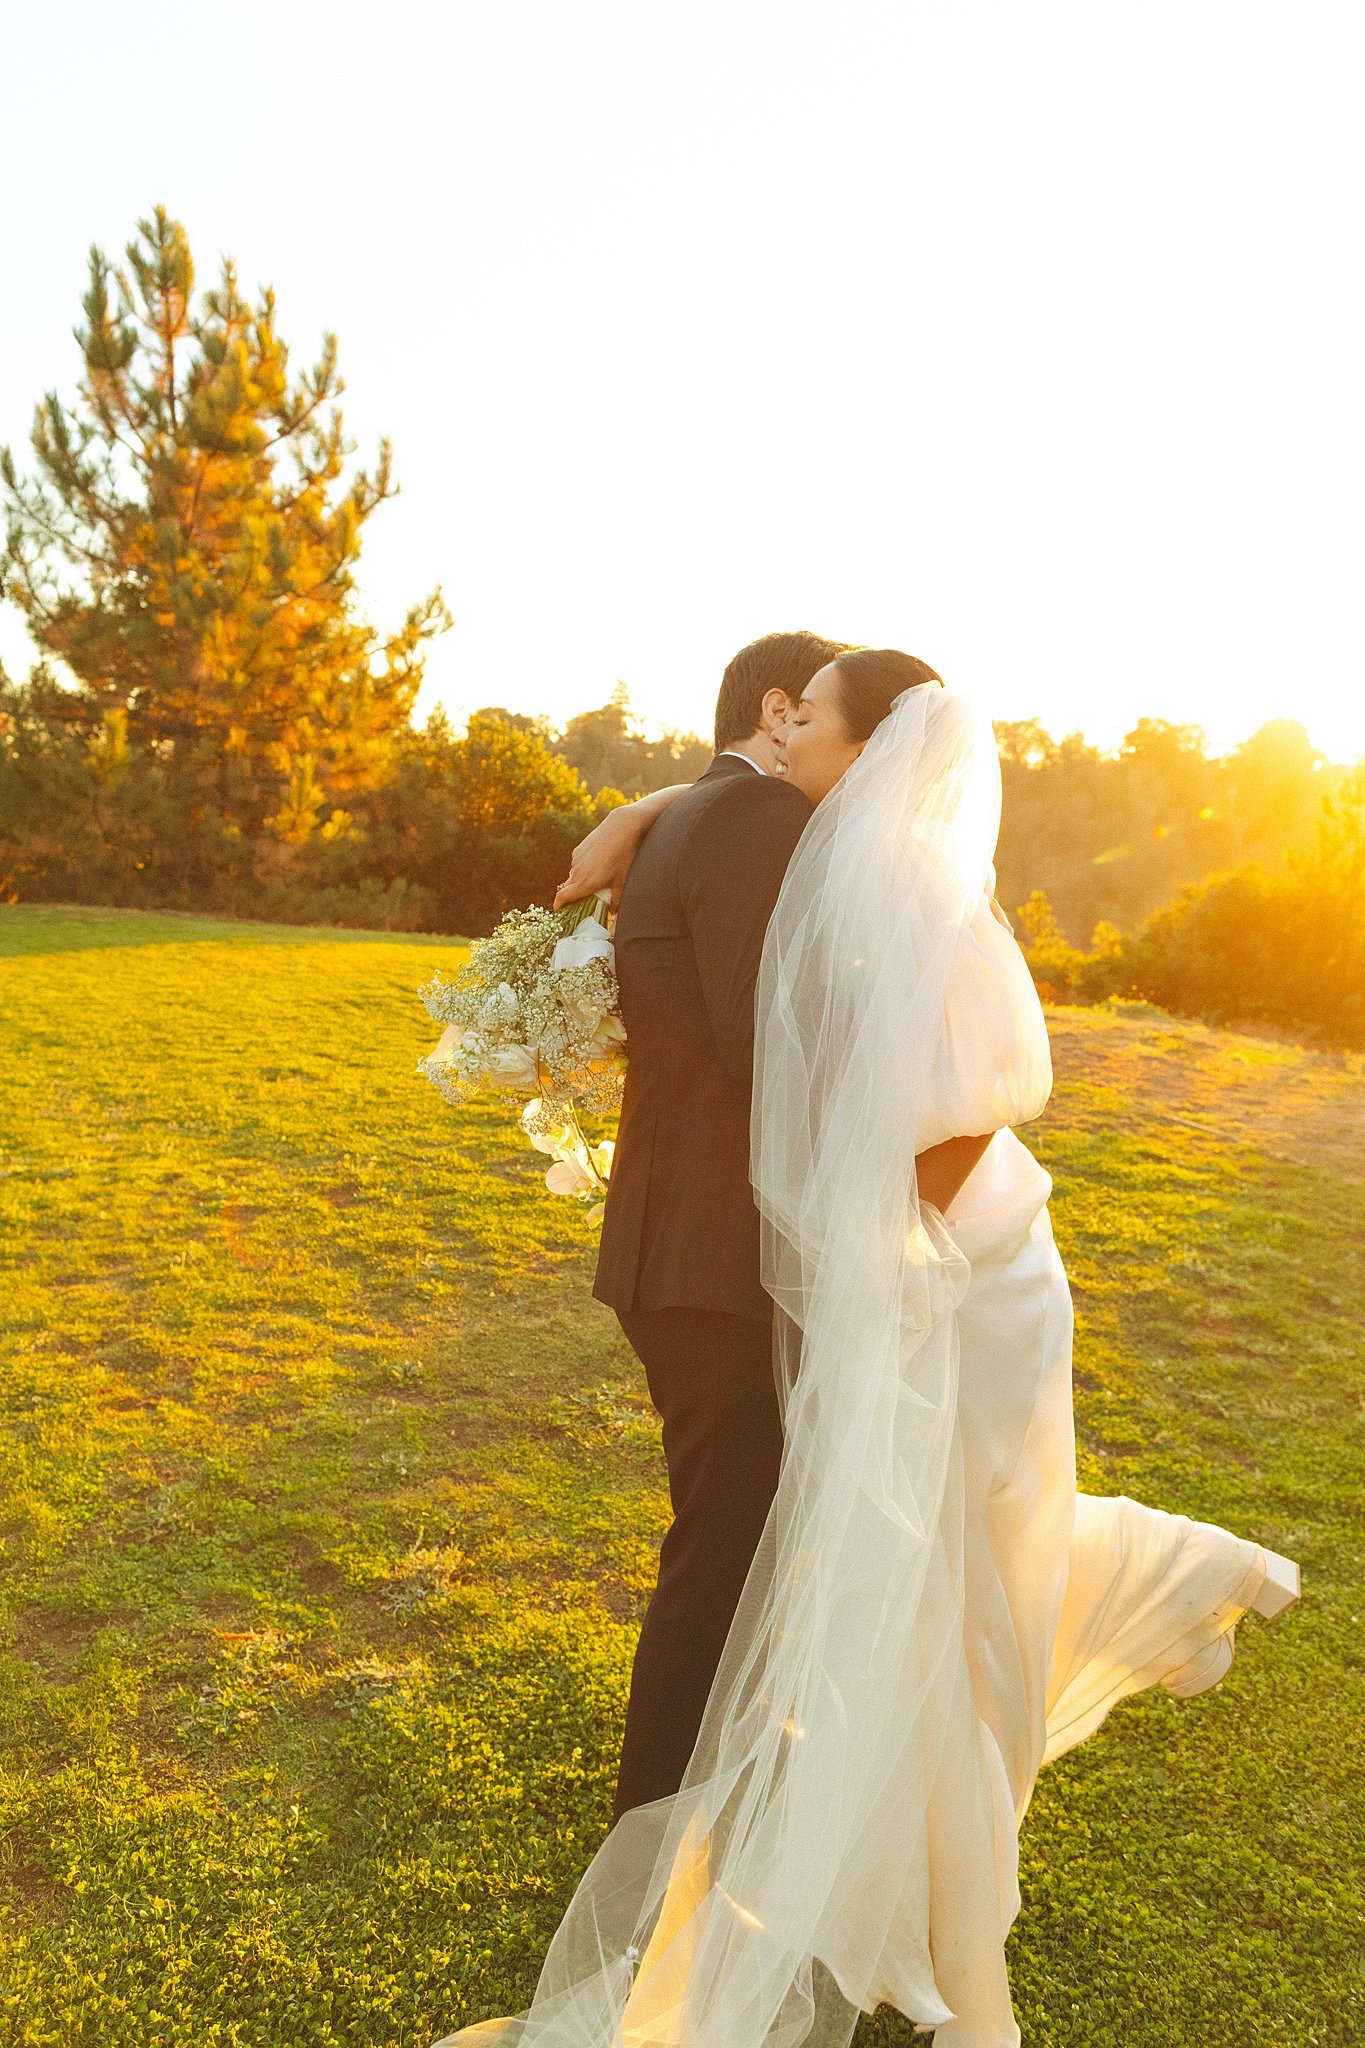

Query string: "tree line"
[[2, 210, 1360, 1047], [991, 718, 1365, 1048]]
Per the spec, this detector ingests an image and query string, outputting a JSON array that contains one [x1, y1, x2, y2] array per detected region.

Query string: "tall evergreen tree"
[[0, 207, 449, 837]]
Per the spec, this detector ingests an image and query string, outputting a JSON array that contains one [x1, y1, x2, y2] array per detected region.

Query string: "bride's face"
[[773, 663, 863, 803]]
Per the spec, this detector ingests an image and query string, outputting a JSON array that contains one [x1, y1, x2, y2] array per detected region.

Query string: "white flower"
[[428, 1022, 464, 1064], [521, 1099, 573, 1154], [478, 980, 521, 1033], [483, 1042, 540, 1092], [556, 996, 627, 1063], [589, 1138, 615, 1179], [588, 1012, 628, 1056], [546, 1155, 597, 1198], [451, 1035, 539, 1093], [586, 1201, 606, 1226]]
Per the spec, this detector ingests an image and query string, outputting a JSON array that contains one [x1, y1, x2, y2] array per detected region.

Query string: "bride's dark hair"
[[831, 648, 943, 743]]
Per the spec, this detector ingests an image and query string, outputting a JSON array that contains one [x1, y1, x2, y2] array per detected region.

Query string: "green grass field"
[[1, 903, 1361, 2048]]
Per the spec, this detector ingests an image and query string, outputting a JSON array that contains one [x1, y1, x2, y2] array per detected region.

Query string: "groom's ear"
[[758, 687, 792, 734]]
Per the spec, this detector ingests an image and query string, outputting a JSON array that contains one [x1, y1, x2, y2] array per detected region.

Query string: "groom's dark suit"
[[593, 750, 812, 1818]]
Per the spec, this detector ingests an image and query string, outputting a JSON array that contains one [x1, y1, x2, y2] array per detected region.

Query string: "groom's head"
[[714, 631, 850, 770]]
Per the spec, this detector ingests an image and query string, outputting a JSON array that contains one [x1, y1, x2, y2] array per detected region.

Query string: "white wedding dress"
[[852, 887, 1298, 2037], [434, 689, 1297, 2048]]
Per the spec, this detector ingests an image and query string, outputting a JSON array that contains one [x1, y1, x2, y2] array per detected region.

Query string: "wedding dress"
[[434, 686, 1297, 2048], [863, 890, 1299, 2036]]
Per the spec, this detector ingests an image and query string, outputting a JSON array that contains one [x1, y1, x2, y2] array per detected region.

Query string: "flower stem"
[[565, 1098, 609, 1193], [557, 892, 613, 935]]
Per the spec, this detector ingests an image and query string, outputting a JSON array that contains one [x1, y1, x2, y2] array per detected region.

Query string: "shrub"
[[1015, 891, 1132, 1006], [0, 676, 614, 938], [1126, 863, 1363, 1049], [1016, 851, 1364, 1051]]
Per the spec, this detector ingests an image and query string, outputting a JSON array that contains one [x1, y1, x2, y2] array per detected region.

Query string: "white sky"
[[2, 1, 1361, 760]]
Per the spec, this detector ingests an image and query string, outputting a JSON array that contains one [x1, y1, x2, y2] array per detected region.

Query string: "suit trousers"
[[611, 1303, 784, 1822]]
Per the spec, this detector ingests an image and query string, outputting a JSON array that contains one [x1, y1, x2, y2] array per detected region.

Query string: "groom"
[[592, 629, 848, 1821]]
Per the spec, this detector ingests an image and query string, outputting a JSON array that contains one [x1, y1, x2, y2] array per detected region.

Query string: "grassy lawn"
[[0, 902, 1360, 2047]]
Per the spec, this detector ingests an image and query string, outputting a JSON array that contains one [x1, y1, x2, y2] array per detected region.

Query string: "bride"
[[434, 650, 1299, 2048]]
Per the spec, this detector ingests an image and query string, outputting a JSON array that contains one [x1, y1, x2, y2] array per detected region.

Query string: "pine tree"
[[0, 207, 449, 838]]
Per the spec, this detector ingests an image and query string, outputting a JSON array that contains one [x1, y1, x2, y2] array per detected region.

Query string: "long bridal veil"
[[435, 682, 1045, 2048]]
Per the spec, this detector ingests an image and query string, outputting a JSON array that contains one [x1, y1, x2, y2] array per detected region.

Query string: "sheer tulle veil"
[[436, 682, 1021, 2048]]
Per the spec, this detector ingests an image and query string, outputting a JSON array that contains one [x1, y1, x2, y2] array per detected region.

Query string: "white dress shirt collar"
[[716, 750, 766, 774]]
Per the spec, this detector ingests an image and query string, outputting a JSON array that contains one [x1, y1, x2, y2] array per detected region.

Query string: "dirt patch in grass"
[[1047, 1004, 1365, 1180]]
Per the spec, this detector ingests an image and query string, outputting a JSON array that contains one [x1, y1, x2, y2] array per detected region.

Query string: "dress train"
[[856, 1128, 1301, 2045]]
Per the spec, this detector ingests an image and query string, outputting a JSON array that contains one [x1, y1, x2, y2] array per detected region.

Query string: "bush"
[[0, 674, 615, 938], [1015, 891, 1133, 1006], [1126, 864, 1364, 1049], [1015, 848, 1364, 1051]]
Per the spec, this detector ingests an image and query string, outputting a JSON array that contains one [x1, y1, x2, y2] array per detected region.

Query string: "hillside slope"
[[0, 906, 1360, 2048]]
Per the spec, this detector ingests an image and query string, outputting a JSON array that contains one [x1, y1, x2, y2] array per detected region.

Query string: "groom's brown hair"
[[713, 630, 850, 754]]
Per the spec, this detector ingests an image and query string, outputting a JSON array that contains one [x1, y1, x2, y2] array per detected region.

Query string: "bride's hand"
[[553, 808, 635, 911], [553, 785, 692, 910]]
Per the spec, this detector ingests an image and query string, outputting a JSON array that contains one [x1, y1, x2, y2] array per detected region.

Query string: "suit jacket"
[[593, 753, 813, 1324]]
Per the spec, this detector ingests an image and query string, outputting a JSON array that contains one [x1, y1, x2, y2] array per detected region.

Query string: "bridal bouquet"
[[416, 894, 625, 1223]]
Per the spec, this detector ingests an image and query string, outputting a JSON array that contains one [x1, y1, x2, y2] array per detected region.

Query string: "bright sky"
[[2, 2, 1361, 761]]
